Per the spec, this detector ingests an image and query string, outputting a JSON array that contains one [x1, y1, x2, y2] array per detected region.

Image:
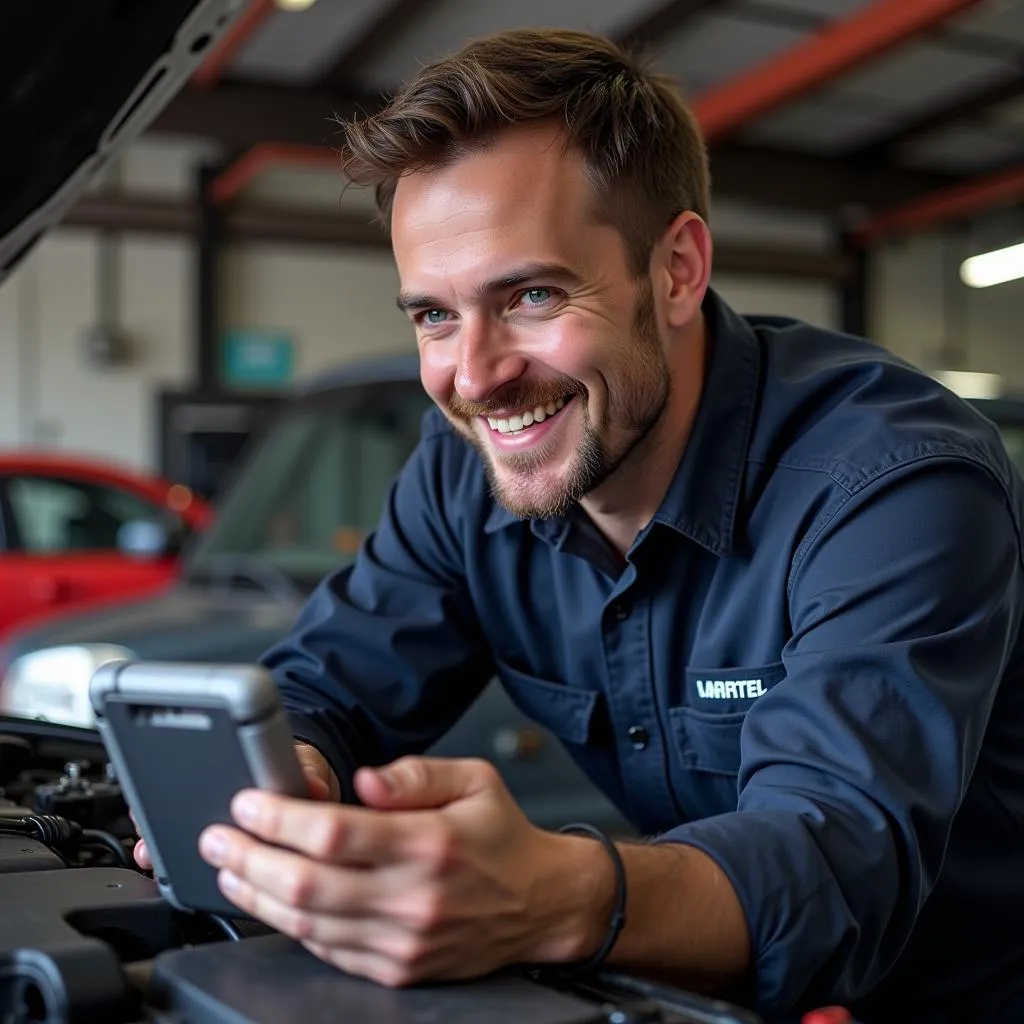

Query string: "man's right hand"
[[132, 742, 340, 871]]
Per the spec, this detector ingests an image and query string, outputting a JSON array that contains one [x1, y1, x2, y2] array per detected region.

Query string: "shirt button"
[[612, 599, 631, 620], [627, 725, 649, 750]]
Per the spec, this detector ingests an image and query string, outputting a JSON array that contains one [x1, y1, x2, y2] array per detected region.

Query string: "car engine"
[[0, 716, 780, 1024]]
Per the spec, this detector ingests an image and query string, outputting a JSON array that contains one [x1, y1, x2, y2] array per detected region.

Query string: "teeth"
[[486, 396, 570, 434]]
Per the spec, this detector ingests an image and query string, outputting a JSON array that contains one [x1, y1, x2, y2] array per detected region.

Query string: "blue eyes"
[[416, 287, 555, 328]]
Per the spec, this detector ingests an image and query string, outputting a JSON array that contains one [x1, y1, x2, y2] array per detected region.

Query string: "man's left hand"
[[197, 757, 610, 986]]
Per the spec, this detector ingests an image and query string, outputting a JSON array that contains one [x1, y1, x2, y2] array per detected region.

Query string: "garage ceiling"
[[137, 0, 1024, 229]]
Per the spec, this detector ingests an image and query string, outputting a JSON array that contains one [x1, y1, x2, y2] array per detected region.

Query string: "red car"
[[0, 453, 212, 637]]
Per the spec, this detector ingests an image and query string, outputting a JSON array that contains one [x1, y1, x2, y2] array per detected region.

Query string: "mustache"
[[449, 378, 584, 419]]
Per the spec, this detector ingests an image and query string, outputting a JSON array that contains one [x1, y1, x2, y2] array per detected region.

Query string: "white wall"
[[0, 231, 195, 468], [713, 274, 838, 329], [0, 253, 26, 444], [872, 228, 1024, 396], [220, 245, 413, 379], [0, 230, 418, 470], [710, 198, 839, 330]]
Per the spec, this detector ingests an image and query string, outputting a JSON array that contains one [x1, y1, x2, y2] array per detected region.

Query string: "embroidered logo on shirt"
[[695, 678, 766, 700]]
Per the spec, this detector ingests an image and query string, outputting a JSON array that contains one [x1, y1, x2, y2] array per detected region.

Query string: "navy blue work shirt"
[[262, 290, 1024, 1023]]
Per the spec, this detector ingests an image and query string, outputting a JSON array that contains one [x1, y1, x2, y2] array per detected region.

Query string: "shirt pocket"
[[669, 662, 787, 775], [495, 662, 599, 746], [669, 706, 747, 775]]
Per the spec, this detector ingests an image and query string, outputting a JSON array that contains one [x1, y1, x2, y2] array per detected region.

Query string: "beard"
[[446, 277, 670, 520]]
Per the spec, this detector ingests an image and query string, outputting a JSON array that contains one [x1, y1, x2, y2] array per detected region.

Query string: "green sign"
[[222, 329, 294, 388]]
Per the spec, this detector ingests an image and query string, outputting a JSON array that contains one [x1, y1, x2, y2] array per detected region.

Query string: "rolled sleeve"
[[656, 460, 1023, 1014], [261, 416, 494, 797]]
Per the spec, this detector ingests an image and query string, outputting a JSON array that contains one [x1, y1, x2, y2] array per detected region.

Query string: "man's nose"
[[454, 319, 528, 405]]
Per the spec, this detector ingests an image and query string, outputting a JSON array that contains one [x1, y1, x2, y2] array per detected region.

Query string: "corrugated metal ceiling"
[[218, 0, 1024, 176]]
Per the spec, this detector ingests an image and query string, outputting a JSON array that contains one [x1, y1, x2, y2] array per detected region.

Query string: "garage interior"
[[5, 0, 1024, 474], [4, 2, 1024, 1022]]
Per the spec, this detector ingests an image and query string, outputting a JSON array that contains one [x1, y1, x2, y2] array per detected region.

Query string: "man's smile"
[[485, 396, 568, 436], [479, 396, 575, 452]]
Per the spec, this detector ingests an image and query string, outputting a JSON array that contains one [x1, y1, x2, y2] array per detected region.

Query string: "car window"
[[6, 474, 184, 554], [189, 381, 432, 584]]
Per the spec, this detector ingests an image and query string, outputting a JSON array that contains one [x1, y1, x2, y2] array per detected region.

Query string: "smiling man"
[[394, 117, 701, 552], [172, 28, 1024, 1024]]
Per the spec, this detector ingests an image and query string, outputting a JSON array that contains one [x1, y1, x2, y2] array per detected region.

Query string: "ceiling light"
[[960, 241, 1024, 289], [934, 370, 1002, 401], [274, 0, 318, 10]]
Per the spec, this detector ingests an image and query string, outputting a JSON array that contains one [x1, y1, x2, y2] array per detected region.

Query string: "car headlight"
[[0, 644, 136, 729]]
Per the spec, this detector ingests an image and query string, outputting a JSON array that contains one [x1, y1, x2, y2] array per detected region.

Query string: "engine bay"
[[0, 716, 763, 1024]]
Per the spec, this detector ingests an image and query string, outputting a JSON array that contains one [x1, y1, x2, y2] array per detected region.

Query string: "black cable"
[[79, 828, 133, 869], [0, 816, 134, 871], [0, 815, 80, 867], [0, 814, 81, 844], [208, 913, 244, 941]]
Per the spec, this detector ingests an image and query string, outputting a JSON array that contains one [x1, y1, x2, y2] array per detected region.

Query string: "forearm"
[[612, 841, 750, 988], [538, 835, 750, 993]]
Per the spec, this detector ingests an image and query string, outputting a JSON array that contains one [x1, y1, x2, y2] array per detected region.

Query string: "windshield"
[[187, 379, 433, 588], [182, 386, 1024, 594]]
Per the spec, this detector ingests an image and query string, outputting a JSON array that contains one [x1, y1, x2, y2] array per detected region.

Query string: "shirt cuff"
[[653, 810, 862, 1016]]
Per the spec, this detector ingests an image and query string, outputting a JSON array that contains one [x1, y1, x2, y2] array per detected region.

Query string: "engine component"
[[34, 760, 130, 836], [0, 865, 172, 1024], [150, 933, 614, 1024], [0, 834, 65, 873]]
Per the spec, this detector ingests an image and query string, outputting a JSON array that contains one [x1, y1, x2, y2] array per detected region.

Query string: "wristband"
[[557, 822, 627, 972]]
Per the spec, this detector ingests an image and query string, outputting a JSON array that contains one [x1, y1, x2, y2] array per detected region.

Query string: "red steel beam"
[[693, 0, 983, 141], [208, 142, 340, 204], [193, 0, 276, 90], [855, 162, 1024, 244]]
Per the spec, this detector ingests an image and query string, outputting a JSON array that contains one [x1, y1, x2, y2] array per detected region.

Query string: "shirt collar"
[[484, 289, 761, 555], [649, 288, 760, 555]]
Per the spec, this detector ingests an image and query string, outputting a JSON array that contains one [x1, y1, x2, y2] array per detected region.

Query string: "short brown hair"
[[337, 28, 710, 277]]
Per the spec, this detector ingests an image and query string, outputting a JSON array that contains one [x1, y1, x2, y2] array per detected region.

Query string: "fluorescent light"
[[960, 241, 1024, 288], [934, 370, 1002, 400], [274, 0, 318, 9]]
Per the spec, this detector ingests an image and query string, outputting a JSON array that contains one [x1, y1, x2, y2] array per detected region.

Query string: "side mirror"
[[117, 520, 169, 560], [1, 644, 135, 729]]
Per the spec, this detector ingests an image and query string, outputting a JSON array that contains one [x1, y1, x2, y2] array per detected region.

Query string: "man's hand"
[[131, 809, 150, 871], [293, 742, 341, 802], [132, 741, 338, 871], [195, 756, 614, 986]]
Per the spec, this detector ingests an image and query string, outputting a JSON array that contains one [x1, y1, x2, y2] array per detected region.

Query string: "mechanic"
[[138, 28, 1024, 1023]]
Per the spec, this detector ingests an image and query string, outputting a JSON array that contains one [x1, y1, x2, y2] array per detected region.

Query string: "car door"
[[0, 478, 21, 633], [0, 472, 187, 636]]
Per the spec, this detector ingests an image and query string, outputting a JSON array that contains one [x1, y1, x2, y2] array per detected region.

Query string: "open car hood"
[[0, 0, 243, 286]]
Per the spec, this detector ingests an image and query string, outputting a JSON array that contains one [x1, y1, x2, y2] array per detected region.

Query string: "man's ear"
[[653, 212, 712, 330]]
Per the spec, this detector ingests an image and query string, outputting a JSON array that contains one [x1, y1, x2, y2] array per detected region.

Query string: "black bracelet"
[[557, 822, 627, 972]]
